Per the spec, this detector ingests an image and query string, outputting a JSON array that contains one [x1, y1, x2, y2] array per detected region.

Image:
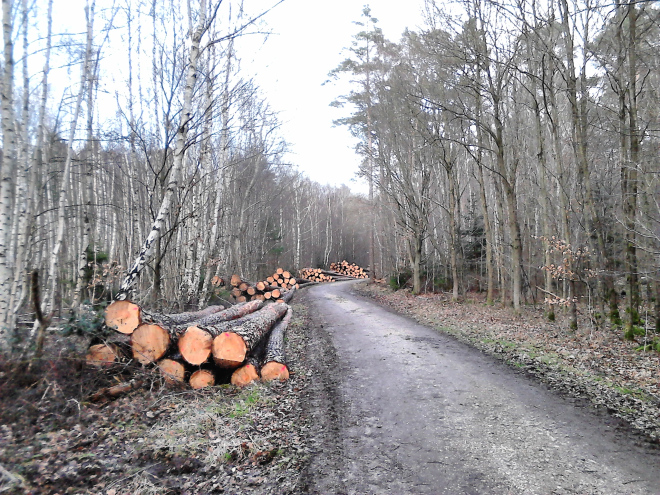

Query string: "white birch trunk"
[[7, 0, 31, 329], [73, 35, 98, 308], [0, 0, 16, 348], [45, 0, 95, 315], [116, 0, 208, 301]]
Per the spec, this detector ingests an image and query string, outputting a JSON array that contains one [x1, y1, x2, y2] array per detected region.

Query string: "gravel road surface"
[[301, 280, 660, 495]]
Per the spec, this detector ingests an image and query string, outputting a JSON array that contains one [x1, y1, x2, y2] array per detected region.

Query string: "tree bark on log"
[[277, 288, 296, 304], [89, 379, 143, 402], [105, 302, 224, 336], [211, 303, 289, 368], [260, 308, 292, 382], [146, 305, 224, 327], [196, 300, 263, 326], [296, 281, 317, 289]]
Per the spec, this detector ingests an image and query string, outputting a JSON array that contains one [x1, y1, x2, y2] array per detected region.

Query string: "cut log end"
[[178, 325, 213, 365], [190, 369, 215, 389], [260, 362, 289, 382], [212, 332, 247, 368], [158, 359, 186, 384], [131, 323, 170, 365], [230, 363, 259, 387], [105, 300, 141, 334], [86, 344, 117, 366]]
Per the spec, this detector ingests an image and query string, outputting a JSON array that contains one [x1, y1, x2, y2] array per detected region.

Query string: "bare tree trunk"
[[447, 167, 460, 301], [73, 31, 99, 309], [46, 0, 95, 316], [7, 0, 31, 332], [408, 233, 423, 295], [527, 31, 555, 320], [623, 0, 640, 334], [0, 0, 16, 348], [558, 0, 606, 318]]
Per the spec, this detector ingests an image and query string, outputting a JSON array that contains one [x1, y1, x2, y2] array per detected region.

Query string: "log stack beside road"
[[90, 262, 367, 394], [95, 294, 296, 391], [329, 260, 369, 279]]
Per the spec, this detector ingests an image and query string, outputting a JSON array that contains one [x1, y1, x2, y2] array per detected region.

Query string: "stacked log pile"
[[329, 260, 369, 279], [91, 294, 297, 392], [227, 270, 298, 303], [298, 268, 335, 283]]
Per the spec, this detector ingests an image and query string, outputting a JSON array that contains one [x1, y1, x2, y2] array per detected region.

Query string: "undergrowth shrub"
[[389, 270, 412, 291]]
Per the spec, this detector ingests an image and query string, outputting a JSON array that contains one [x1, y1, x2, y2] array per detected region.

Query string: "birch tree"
[[116, 0, 212, 301], [0, 0, 16, 350]]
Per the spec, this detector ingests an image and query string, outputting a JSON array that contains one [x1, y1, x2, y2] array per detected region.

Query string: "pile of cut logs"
[[87, 293, 295, 392], [299, 264, 369, 283], [212, 269, 298, 303], [298, 268, 335, 283], [329, 260, 369, 279]]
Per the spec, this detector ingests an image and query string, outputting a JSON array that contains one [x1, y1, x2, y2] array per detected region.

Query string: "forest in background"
[[332, 0, 660, 337], [0, 0, 659, 354], [0, 0, 372, 354]]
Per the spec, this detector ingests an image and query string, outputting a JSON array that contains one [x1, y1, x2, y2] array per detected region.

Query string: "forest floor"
[[355, 281, 660, 442], [0, 300, 316, 495]]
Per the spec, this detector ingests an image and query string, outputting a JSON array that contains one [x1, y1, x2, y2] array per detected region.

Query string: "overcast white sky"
[[50, 0, 427, 194], [237, 0, 427, 193]]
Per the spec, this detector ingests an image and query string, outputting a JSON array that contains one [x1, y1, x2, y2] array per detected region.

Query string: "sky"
[[48, 0, 428, 194], [237, 0, 428, 193]]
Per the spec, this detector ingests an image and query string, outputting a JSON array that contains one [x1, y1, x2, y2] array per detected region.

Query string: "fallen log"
[[89, 379, 143, 403], [105, 301, 224, 335], [211, 303, 289, 368], [260, 308, 292, 382], [195, 300, 264, 326], [190, 369, 215, 389], [158, 358, 186, 384], [297, 281, 317, 290], [131, 323, 170, 365], [277, 287, 296, 304], [177, 300, 265, 365], [177, 326, 214, 365], [147, 305, 225, 327]]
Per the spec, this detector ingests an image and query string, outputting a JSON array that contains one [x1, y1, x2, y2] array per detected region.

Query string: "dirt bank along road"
[[301, 280, 660, 495]]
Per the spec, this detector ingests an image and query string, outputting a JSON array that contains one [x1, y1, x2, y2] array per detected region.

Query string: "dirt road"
[[301, 280, 660, 495]]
